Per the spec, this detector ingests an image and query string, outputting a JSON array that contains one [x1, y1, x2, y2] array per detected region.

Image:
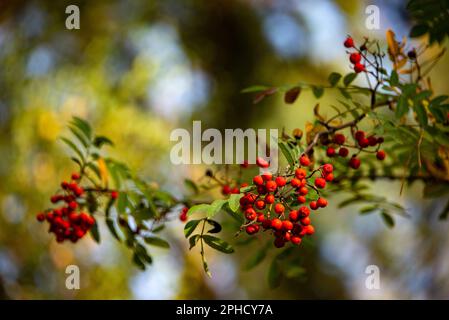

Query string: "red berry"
[[61, 181, 69, 189], [231, 187, 239, 194], [255, 200, 266, 210], [282, 220, 293, 231], [265, 194, 275, 204], [71, 173, 80, 180], [291, 236, 302, 245], [295, 168, 307, 180], [245, 208, 257, 221], [344, 36, 354, 48], [253, 175, 264, 186], [256, 157, 269, 168], [338, 147, 349, 157], [283, 232, 291, 241], [265, 180, 277, 192], [221, 185, 231, 195], [325, 173, 334, 182], [317, 198, 328, 208], [274, 237, 285, 248], [262, 219, 272, 229], [271, 218, 283, 230], [262, 172, 272, 181], [326, 147, 336, 157], [310, 201, 318, 210], [299, 206, 310, 217], [368, 136, 378, 146], [354, 63, 365, 73], [333, 133, 345, 145], [74, 187, 84, 197], [376, 150, 386, 160], [299, 155, 311, 166], [179, 211, 188, 222], [36, 213, 45, 222], [289, 210, 299, 222], [358, 137, 369, 148], [297, 195, 306, 204], [314, 177, 326, 189], [257, 185, 267, 195], [257, 214, 265, 223], [305, 225, 315, 235], [322, 164, 333, 174], [246, 225, 258, 235], [50, 195, 61, 203], [290, 178, 301, 188], [274, 203, 285, 214], [349, 156, 361, 169], [275, 176, 286, 187], [300, 217, 311, 226], [298, 186, 308, 195], [68, 201, 78, 210], [111, 191, 119, 199], [240, 160, 249, 168], [349, 53, 361, 64], [355, 130, 365, 140]]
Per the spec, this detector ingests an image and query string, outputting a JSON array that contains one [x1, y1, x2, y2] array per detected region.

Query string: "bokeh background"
[[1, 0, 449, 299]]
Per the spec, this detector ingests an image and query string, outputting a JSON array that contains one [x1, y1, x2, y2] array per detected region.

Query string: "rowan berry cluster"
[[239, 155, 332, 248], [325, 130, 386, 170], [36, 172, 118, 243], [344, 36, 366, 73]]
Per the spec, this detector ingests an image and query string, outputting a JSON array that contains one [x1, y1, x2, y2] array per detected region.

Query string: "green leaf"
[[207, 199, 227, 218], [60, 137, 85, 162], [187, 204, 212, 216], [70, 117, 92, 140], [202, 235, 234, 254], [228, 193, 243, 212], [278, 141, 295, 167], [106, 218, 122, 242], [69, 126, 90, 148], [395, 95, 409, 118], [390, 70, 399, 87], [413, 103, 428, 126], [359, 205, 379, 215], [93, 135, 114, 148], [343, 73, 358, 87], [206, 219, 222, 234], [135, 243, 152, 264], [132, 252, 146, 270], [241, 85, 270, 93], [328, 72, 342, 87], [338, 88, 351, 99], [184, 219, 201, 238], [311, 86, 324, 99], [152, 225, 165, 233], [89, 220, 100, 243], [184, 179, 199, 194], [189, 234, 200, 249], [268, 259, 282, 289], [245, 246, 268, 270], [409, 24, 429, 38], [381, 211, 395, 228], [144, 236, 170, 248]]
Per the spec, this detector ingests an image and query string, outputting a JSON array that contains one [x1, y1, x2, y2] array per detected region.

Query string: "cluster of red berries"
[[179, 206, 189, 222], [36, 173, 119, 243], [239, 155, 332, 248], [36, 173, 95, 243], [325, 131, 386, 170], [344, 37, 366, 73]]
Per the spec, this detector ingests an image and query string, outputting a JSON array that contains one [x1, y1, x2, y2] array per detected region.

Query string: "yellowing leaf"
[[98, 157, 108, 187], [386, 29, 399, 57]]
